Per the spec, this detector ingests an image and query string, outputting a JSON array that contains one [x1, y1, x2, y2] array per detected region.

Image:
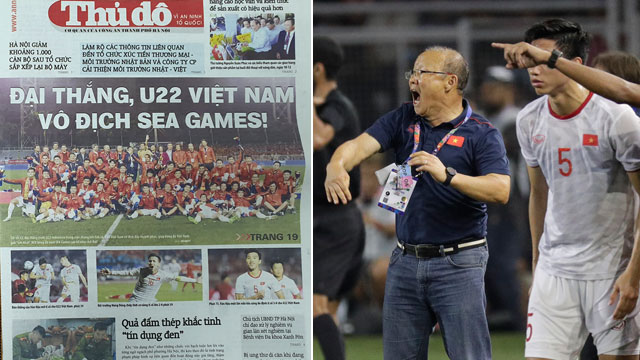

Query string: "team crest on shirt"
[[532, 134, 545, 144], [260, 282, 265, 285], [611, 320, 626, 331]]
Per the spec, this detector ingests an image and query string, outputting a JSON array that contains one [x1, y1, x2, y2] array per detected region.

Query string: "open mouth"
[[411, 90, 420, 105]]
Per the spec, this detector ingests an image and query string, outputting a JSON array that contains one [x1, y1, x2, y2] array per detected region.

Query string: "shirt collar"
[[419, 99, 470, 129]]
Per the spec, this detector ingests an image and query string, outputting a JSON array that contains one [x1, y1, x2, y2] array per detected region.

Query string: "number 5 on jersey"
[[558, 148, 572, 177]]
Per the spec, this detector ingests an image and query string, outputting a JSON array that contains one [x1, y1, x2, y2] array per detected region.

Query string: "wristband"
[[547, 49, 563, 69]]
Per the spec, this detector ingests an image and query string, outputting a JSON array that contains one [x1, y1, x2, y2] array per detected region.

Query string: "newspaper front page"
[[0, 0, 311, 358]]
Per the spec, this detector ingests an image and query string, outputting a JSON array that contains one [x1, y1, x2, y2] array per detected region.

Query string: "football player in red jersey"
[[264, 160, 284, 186], [262, 182, 289, 216], [128, 184, 161, 219], [3, 167, 39, 221], [35, 182, 67, 223], [63, 184, 89, 221], [188, 193, 231, 224], [157, 183, 179, 218], [278, 170, 298, 213], [228, 188, 273, 222]]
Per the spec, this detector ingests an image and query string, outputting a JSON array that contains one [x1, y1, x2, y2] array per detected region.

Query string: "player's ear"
[[571, 57, 584, 65], [313, 63, 325, 77]]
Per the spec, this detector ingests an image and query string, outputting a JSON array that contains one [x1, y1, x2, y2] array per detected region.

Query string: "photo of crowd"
[[10, 249, 88, 303], [210, 13, 295, 61], [1, 138, 302, 224], [97, 249, 202, 302], [208, 247, 302, 301]]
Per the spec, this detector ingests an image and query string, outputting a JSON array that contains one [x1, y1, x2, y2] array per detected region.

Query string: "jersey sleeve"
[[609, 106, 640, 172], [235, 275, 246, 296], [287, 278, 300, 296], [161, 270, 176, 282], [318, 100, 348, 133], [110, 268, 140, 277], [365, 106, 404, 152], [267, 273, 280, 292], [473, 126, 510, 176], [516, 110, 539, 167]]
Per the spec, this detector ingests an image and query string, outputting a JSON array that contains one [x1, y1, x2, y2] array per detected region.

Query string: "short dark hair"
[[271, 259, 284, 269], [94, 322, 108, 331], [313, 36, 344, 80], [148, 253, 161, 262], [593, 51, 640, 84], [245, 249, 261, 259], [39, 257, 47, 265], [33, 326, 46, 338], [524, 18, 591, 63]]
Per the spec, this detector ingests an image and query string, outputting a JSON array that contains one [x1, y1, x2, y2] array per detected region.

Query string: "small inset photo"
[[208, 247, 302, 301], [210, 13, 295, 61], [12, 318, 115, 360], [97, 249, 202, 302], [10, 250, 88, 304]]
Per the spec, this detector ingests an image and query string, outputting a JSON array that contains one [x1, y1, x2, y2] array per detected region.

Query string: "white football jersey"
[[31, 264, 54, 287], [60, 264, 83, 286], [111, 268, 175, 302], [235, 270, 279, 299], [517, 93, 640, 279], [274, 275, 300, 299]]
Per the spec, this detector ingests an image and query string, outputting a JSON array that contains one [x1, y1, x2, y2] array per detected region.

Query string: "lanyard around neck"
[[408, 105, 472, 161]]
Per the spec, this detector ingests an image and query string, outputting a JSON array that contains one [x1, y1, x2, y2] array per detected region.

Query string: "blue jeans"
[[383, 245, 491, 360]]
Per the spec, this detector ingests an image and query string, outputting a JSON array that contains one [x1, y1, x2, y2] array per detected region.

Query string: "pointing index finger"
[[491, 42, 508, 49]]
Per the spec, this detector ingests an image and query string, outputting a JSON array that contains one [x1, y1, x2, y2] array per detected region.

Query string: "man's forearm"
[[448, 173, 510, 204], [528, 189, 547, 271], [555, 58, 640, 107], [330, 135, 378, 172]]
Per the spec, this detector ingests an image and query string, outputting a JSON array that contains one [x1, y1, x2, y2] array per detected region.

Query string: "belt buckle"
[[415, 244, 438, 258]]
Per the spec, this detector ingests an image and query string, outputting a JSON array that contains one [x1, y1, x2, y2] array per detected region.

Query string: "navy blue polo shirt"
[[366, 100, 510, 245]]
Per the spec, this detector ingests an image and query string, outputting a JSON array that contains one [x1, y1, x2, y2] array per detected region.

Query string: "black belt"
[[397, 238, 486, 258]]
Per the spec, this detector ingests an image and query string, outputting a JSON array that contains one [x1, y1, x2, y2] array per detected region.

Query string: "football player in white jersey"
[[101, 253, 200, 302], [270, 260, 301, 300], [515, 19, 640, 360], [30, 257, 55, 303], [166, 258, 183, 291], [57, 255, 88, 303], [235, 249, 285, 300]]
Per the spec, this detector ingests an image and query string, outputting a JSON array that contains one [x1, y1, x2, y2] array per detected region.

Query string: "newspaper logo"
[[48, 0, 204, 28]]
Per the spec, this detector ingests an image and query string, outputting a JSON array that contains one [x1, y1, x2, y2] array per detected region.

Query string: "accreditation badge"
[[377, 169, 417, 215]]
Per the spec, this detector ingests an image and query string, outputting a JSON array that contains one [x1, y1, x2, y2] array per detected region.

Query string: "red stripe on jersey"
[[583, 134, 598, 146], [549, 92, 594, 120], [470, 117, 494, 128]]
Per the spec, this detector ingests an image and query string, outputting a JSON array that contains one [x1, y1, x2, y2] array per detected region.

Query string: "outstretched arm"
[[492, 42, 640, 107], [176, 275, 201, 284], [325, 133, 381, 205]]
